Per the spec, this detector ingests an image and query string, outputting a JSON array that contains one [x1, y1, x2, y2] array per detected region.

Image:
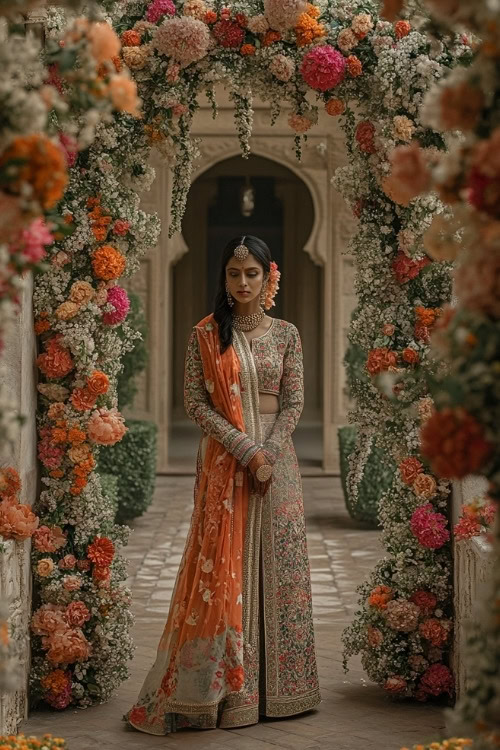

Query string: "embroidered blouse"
[[184, 319, 304, 466]]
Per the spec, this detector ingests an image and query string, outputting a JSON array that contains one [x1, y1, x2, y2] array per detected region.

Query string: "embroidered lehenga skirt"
[[127, 321, 320, 734]]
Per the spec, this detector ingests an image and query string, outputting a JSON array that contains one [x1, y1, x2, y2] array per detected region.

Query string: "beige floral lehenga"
[[127, 314, 320, 734]]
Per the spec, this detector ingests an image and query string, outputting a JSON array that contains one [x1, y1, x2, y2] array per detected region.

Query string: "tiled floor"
[[22, 476, 446, 749]]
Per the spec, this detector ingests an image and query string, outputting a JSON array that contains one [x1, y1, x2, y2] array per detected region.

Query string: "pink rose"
[[65, 601, 91, 627], [58, 554, 77, 570], [63, 575, 82, 591]]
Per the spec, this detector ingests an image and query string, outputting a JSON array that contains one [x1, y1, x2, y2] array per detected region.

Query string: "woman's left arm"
[[262, 324, 304, 464]]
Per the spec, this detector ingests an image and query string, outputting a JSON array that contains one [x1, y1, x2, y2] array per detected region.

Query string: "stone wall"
[[0, 276, 38, 733]]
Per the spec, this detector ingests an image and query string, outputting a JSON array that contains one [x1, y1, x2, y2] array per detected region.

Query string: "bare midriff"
[[259, 392, 279, 414]]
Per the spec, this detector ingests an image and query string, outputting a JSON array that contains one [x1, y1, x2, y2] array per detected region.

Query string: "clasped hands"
[[247, 450, 273, 497]]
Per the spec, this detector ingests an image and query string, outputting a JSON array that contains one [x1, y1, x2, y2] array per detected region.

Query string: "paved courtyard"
[[22, 476, 446, 749]]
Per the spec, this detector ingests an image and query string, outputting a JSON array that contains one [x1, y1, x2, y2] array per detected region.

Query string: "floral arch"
[[29, 0, 469, 710]]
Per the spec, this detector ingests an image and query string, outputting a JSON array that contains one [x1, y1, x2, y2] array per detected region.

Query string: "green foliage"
[[98, 419, 158, 524], [116, 292, 148, 410]]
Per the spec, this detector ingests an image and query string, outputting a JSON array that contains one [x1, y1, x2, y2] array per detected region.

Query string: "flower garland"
[[382, 1, 500, 744]]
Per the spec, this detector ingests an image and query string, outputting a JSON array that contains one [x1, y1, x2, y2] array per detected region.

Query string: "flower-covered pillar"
[[0, 275, 38, 733]]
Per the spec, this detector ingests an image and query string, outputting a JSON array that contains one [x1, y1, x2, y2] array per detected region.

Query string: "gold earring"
[[260, 275, 268, 307], [226, 282, 234, 308]]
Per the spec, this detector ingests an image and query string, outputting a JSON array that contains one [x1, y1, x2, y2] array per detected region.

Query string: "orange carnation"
[[67, 427, 86, 444], [37, 335, 74, 379], [262, 30, 281, 46], [50, 469, 64, 479], [87, 371, 110, 396], [91, 245, 126, 280], [240, 44, 256, 55], [121, 30, 141, 46], [70, 387, 98, 412], [51, 427, 67, 444], [0, 134, 68, 210], [306, 3, 320, 18], [402, 347, 419, 365], [394, 20, 410, 38], [205, 9, 217, 23], [87, 536, 115, 567], [325, 98, 345, 116], [415, 306, 437, 327], [366, 347, 397, 375], [35, 319, 51, 334], [368, 585, 393, 610], [294, 13, 325, 47], [92, 226, 108, 242], [346, 55, 362, 77], [421, 407, 493, 479], [41, 669, 69, 693]]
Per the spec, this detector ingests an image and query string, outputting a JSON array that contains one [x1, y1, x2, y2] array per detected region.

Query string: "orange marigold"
[[87, 536, 115, 567], [421, 407, 493, 479], [87, 370, 110, 396], [0, 134, 68, 210], [92, 227, 108, 242], [262, 30, 281, 46], [306, 2, 320, 18], [415, 306, 437, 327], [395, 20, 411, 38], [294, 13, 325, 47], [91, 245, 126, 280], [325, 98, 345, 116], [50, 469, 64, 479], [41, 669, 68, 693], [70, 387, 98, 412], [37, 335, 74, 379], [240, 44, 256, 55], [51, 427, 67, 444], [346, 55, 362, 77], [70, 484, 84, 496]]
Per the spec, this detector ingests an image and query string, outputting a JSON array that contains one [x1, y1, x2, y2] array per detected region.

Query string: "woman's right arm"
[[183, 330, 261, 467]]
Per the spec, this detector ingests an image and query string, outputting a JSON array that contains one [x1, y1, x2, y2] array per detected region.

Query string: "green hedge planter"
[[338, 425, 394, 527], [98, 419, 158, 524], [99, 472, 119, 518]]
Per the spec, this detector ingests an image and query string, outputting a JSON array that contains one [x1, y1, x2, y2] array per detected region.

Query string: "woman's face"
[[226, 253, 265, 305]]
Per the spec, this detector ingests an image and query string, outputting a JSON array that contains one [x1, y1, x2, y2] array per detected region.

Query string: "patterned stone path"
[[22, 476, 446, 749]]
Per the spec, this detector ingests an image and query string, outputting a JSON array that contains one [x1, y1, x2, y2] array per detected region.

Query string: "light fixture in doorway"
[[240, 176, 255, 217]]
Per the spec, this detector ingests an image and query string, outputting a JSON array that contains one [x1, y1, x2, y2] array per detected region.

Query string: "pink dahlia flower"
[[102, 285, 130, 325], [146, 0, 175, 23], [153, 16, 210, 66], [88, 407, 127, 446], [300, 45, 346, 92], [410, 504, 450, 549]]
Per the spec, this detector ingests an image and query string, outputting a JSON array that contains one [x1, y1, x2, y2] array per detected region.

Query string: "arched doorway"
[[169, 154, 323, 467]]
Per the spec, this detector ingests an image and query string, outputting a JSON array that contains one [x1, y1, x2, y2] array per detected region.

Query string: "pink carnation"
[[38, 427, 65, 470], [31, 604, 67, 636], [269, 54, 295, 82], [65, 601, 91, 627], [146, 0, 176, 23], [10, 217, 53, 264], [410, 504, 450, 550], [63, 575, 82, 591], [418, 663, 454, 698], [409, 590, 437, 615], [454, 516, 481, 541], [112, 219, 130, 236], [153, 16, 210, 66], [213, 19, 245, 47], [0, 499, 39, 540], [102, 285, 130, 325], [300, 45, 346, 92], [33, 524, 67, 553], [88, 406, 127, 446], [46, 627, 91, 665], [58, 133, 78, 168]]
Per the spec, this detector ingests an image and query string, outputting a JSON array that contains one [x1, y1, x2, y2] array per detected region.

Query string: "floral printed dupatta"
[[128, 315, 249, 734]]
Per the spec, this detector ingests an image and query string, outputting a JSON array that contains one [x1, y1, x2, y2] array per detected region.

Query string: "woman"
[[127, 235, 320, 734]]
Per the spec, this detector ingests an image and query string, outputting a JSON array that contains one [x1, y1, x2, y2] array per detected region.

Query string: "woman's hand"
[[247, 451, 272, 497]]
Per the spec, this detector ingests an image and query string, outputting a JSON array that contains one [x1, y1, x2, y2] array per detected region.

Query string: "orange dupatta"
[[129, 315, 250, 731]]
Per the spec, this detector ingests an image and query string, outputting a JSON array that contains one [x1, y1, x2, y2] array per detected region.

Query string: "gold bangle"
[[256, 464, 273, 482]]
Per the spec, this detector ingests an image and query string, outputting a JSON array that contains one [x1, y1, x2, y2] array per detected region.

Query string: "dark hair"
[[214, 235, 271, 353]]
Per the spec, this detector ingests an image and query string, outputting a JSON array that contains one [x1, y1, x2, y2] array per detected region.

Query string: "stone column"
[[0, 275, 38, 733]]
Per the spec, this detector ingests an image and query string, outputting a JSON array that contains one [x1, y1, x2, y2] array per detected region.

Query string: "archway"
[[169, 153, 323, 468]]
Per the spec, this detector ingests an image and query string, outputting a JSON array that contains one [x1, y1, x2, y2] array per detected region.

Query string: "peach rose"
[[413, 473, 437, 499], [402, 347, 419, 365], [382, 323, 395, 336], [87, 407, 127, 445], [37, 558, 55, 577], [399, 457, 423, 485], [58, 554, 77, 570], [87, 371, 109, 396], [69, 281, 94, 305], [0, 501, 39, 541]]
